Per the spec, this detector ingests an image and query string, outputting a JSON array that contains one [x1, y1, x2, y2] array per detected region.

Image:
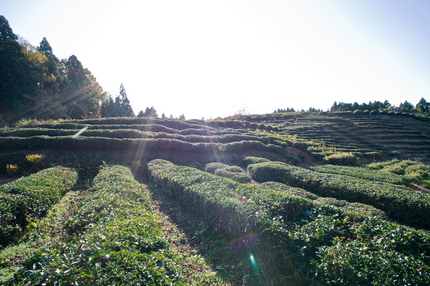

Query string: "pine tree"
[[37, 37, 61, 88], [63, 55, 104, 118], [101, 94, 117, 117], [0, 15, 35, 116], [118, 84, 135, 117], [416, 97, 429, 114]]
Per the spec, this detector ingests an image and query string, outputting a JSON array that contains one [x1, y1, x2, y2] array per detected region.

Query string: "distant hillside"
[[2, 111, 429, 171]]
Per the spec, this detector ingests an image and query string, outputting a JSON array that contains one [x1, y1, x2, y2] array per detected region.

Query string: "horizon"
[[1, 0, 429, 119]]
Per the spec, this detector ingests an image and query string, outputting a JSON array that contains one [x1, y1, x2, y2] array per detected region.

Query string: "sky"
[[1, 0, 430, 119]]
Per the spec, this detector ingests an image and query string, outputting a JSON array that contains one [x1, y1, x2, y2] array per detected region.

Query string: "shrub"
[[240, 156, 270, 168], [309, 164, 409, 185], [367, 159, 430, 185], [248, 161, 430, 229], [25, 154, 46, 164], [187, 161, 203, 170], [0, 167, 77, 246], [261, 182, 387, 219], [5, 164, 19, 175], [261, 181, 318, 200], [323, 152, 358, 166], [12, 165, 185, 285], [205, 162, 251, 183], [149, 159, 430, 285]]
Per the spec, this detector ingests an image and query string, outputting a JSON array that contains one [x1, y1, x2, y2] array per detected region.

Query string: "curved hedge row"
[[309, 164, 409, 185], [248, 161, 430, 229], [0, 167, 77, 247], [69, 117, 206, 130], [261, 181, 388, 219], [204, 162, 251, 183], [11, 165, 185, 285], [0, 137, 284, 160], [148, 159, 430, 285], [0, 128, 271, 145]]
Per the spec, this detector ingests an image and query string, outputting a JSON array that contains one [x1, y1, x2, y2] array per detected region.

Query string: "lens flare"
[[249, 253, 259, 271], [72, 126, 88, 138]]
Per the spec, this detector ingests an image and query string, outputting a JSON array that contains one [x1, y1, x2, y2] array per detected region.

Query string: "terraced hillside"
[[1, 112, 430, 285], [260, 112, 430, 163]]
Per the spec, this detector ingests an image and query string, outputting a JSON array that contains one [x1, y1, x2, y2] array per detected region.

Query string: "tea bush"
[[309, 164, 409, 185], [261, 182, 387, 218], [149, 159, 430, 285], [11, 165, 185, 285], [204, 162, 251, 183], [367, 159, 430, 182], [149, 159, 315, 285], [260, 181, 318, 200], [248, 161, 430, 229], [323, 152, 358, 166], [0, 167, 77, 246], [240, 156, 271, 168]]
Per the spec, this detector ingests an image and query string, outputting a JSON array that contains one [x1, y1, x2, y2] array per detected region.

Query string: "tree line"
[[0, 15, 181, 125], [275, 98, 430, 115]]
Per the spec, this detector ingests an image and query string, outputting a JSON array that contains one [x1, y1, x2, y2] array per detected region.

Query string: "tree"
[[137, 110, 145, 117], [101, 93, 117, 117], [0, 15, 36, 117], [117, 84, 134, 117], [62, 55, 104, 118], [37, 37, 62, 89], [142, 106, 157, 118], [416, 97, 429, 114], [397, 101, 414, 112]]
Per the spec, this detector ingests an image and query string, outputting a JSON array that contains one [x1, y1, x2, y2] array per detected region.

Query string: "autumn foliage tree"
[[0, 15, 106, 124]]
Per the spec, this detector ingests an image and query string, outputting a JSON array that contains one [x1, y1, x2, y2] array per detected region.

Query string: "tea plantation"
[[0, 112, 429, 285]]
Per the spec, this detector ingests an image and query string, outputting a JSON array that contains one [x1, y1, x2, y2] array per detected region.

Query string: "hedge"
[[0, 137, 284, 166], [261, 182, 387, 219], [247, 161, 430, 229], [239, 156, 271, 168], [148, 159, 430, 285], [309, 164, 409, 185], [11, 165, 185, 285], [1, 128, 271, 145], [204, 162, 251, 183], [0, 167, 77, 247]]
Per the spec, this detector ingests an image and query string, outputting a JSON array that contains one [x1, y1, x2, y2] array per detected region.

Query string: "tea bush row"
[[1, 128, 272, 145], [0, 167, 77, 247], [0, 137, 283, 156], [247, 161, 430, 229], [239, 156, 271, 167], [309, 164, 409, 185], [367, 159, 430, 179], [11, 165, 186, 285], [260, 181, 388, 219], [70, 117, 206, 130], [33, 123, 181, 133], [148, 159, 430, 285], [204, 162, 251, 183]]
